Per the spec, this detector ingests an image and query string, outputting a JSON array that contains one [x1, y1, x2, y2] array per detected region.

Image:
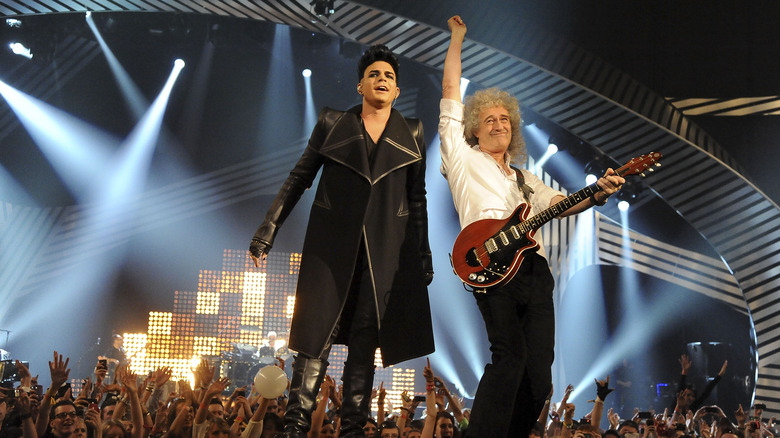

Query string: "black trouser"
[[465, 254, 555, 438]]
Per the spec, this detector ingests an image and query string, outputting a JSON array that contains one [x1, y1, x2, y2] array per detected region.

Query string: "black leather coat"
[[252, 105, 434, 366]]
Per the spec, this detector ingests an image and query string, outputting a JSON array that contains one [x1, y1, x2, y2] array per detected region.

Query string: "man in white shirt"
[[440, 15, 625, 437]]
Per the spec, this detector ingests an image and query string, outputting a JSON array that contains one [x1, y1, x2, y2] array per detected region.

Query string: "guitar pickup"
[[485, 238, 498, 253], [499, 231, 509, 246], [511, 227, 520, 239]]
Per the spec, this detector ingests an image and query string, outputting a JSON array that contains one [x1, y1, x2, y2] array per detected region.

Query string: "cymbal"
[[232, 343, 258, 353], [238, 325, 262, 333]]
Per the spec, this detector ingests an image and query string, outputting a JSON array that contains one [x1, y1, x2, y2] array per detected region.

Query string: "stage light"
[[585, 174, 598, 185], [533, 139, 559, 171], [174, 59, 185, 69], [311, 0, 335, 17], [302, 68, 312, 78], [85, 11, 91, 18], [547, 136, 559, 152], [8, 42, 32, 59], [618, 200, 630, 211], [615, 179, 642, 207], [6, 18, 21, 28]]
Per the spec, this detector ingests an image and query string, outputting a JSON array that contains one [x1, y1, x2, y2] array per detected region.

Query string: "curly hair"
[[357, 44, 400, 82], [463, 87, 526, 164]]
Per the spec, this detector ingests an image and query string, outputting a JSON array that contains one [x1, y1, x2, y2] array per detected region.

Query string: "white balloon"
[[254, 365, 289, 399]]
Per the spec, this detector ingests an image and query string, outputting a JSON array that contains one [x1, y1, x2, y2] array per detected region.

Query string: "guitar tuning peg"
[[647, 167, 655, 172], [640, 172, 646, 177], [655, 163, 662, 167]]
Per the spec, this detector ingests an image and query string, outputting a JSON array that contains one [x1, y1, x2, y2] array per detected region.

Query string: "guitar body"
[[451, 203, 540, 290]]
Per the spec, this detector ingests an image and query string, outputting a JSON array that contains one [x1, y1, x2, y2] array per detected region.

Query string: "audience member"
[[0, 347, 767, 438]]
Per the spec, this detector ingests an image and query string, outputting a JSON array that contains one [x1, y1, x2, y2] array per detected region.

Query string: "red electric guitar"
[[451, 152, 662, 291]]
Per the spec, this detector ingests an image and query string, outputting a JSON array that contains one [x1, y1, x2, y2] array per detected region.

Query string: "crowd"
[[0, 351, 772, 438]]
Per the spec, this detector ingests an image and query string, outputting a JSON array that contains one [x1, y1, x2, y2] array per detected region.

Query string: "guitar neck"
[[517, 184, 600, 234], [518, 161, 635, 234]]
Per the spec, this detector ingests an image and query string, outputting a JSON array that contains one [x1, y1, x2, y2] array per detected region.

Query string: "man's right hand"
[[448, 15, 467, 38], [249, 239, 270, 266]]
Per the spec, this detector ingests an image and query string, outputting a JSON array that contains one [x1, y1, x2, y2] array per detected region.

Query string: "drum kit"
[[217, 328, 293, 391]]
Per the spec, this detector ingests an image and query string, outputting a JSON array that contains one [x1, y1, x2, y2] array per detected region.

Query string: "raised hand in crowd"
[[679, 354, 692, 375], [84, 404, 102, 438], [309, 374, 336, 438], [37, 351, 71, 437], [733, 404, 749, 430], [192, 358, 216, 398], [421, 359, 438, 438], [556, 383, 574, 418], [607, 407, 620, 430], [435, 375, 466, 429], [49, 351, 71, 396], [15, 390, 36, 438], [560, 403, 576, 438], [195, 377, 230, 426], [117, 366, 144, 438], [588, 375, 612, 431], [15, 360, 33, 388], [376, 381, 386, 422]]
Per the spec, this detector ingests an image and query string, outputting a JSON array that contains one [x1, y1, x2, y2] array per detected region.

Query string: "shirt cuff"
[[440, 98, 464, 121]]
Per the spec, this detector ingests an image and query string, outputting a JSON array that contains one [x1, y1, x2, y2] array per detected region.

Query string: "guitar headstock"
[[617, 152, 662, 177]]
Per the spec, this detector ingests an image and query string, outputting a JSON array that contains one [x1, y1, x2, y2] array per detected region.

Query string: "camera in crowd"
[[0, 359, 29, 383]]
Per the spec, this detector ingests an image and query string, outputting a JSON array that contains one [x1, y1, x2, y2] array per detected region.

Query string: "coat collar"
[[320, 105, 421, 184]]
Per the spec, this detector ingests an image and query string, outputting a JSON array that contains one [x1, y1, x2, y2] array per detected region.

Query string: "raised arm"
[[309, 375, 334, 438], [591, 376, 614, 431], [421, 360, 437, 438], [442, 15, 467, 102]]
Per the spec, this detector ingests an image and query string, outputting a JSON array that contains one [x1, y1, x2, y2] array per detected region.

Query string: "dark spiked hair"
[[357, 44, 400, 82]]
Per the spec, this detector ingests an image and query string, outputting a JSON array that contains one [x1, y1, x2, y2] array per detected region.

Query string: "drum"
[[255, 346, 276, 365], [223, 360, 256, 388]]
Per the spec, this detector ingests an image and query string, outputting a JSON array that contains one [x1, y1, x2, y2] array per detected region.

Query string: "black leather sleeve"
[[407, 118, 434, 284]]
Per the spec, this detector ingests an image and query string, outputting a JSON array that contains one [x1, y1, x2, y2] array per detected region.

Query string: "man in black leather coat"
[[249, 44, 434, 438]]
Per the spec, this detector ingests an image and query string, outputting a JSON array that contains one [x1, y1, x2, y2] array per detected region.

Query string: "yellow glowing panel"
[[289, 253, 302, 275], [388, 368, 416, 413], [148, 312, 172, 335], [193, 336, 220, 357], [374, 348, 383, 368], [122, 333, 147, 373], [238, 331, 263, 346], [286, 295, 295, 319], [241, 272, 266, 326], [196, 292, 220, 315], [220, 271, 244, 294], [198, 270, 220, 293], [243, 271, 266, 294]]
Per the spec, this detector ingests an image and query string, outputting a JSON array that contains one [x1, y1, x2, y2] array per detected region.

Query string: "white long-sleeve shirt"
[[438, 98, 563, 259]]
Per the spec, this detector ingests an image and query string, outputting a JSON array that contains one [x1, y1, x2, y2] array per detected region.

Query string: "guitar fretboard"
[[496, 159, 643, 247]]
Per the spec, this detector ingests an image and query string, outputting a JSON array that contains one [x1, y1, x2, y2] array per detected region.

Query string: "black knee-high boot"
[[339, 361, 376, 438], [283, 355, 328, 437]]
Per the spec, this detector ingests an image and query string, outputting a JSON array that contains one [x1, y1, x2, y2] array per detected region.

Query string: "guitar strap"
[[510, 165, 535, 201]]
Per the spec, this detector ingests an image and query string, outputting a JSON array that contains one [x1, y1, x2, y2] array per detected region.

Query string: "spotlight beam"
[[0, 79, 119, 199], [86, 11, 148, 119]]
